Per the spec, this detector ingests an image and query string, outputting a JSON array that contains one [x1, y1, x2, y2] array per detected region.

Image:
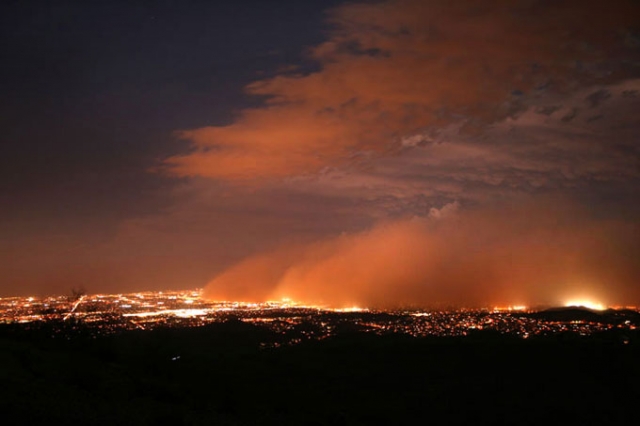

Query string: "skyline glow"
[[564, 300, 607, 311]]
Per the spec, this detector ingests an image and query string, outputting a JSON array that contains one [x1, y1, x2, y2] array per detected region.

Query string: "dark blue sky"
[[0, 0, 340, 232]]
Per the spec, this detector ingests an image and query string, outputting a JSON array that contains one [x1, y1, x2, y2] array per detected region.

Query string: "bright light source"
[[334, 306, 366, 312], [493, 305, 528, 312], [564, 299, 606, 310]]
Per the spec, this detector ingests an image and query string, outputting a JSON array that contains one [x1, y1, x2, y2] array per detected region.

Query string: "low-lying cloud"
[[204, 200, 640, 308]]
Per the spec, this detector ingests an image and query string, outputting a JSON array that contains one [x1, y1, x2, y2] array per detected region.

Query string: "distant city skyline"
[[3, 289, 638, 343]]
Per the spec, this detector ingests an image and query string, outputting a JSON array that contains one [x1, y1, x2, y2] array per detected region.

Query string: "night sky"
[[1, 0, 639, 307]]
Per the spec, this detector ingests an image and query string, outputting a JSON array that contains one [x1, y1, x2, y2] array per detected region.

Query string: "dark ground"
[[1, 321, 638, 425]]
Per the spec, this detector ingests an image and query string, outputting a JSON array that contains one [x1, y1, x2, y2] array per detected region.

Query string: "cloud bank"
[[165, 0, 640, 181], [204, 200, 640, 308]]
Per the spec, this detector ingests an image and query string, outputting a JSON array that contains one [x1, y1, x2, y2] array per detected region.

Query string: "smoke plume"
[[204, 201, 639, 308]]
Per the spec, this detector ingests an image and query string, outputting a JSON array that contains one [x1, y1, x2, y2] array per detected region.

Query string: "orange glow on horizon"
[[492, 305, 528, 312], [333, 306, 367, 313], [564, 299, 607, 311]]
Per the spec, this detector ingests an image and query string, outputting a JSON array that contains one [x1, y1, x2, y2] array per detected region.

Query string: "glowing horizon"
[[3, 289, 635, 313], [563, 299, 607, 311]]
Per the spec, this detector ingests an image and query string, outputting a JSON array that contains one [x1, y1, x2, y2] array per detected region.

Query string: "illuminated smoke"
[[204, 200, 639, 308]]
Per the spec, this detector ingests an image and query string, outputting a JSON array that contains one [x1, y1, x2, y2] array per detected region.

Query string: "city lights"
[[0, 290, 637, 345]]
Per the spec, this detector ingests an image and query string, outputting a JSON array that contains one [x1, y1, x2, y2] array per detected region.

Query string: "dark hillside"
[[1, 323, 638, 425]]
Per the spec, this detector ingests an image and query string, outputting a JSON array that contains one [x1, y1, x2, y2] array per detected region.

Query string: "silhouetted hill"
[[524, 306, 640, 326], [527, 306, 605, 322], [604, 308, 640, 322]]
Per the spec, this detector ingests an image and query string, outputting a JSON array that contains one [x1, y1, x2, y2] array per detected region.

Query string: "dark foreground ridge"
[[1, 319, 639, 426]]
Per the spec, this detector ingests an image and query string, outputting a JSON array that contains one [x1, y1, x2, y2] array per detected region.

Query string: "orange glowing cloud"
[[203, 200, 640, 308], [165, 0, 640, 181]]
